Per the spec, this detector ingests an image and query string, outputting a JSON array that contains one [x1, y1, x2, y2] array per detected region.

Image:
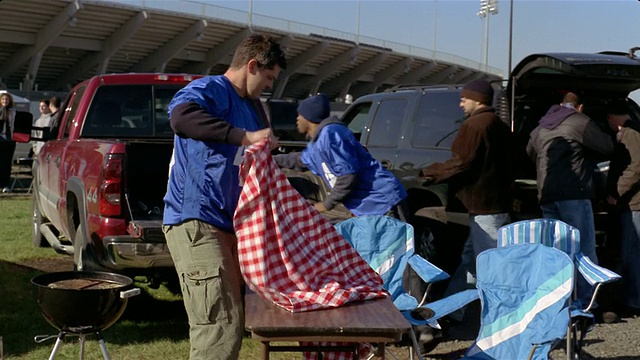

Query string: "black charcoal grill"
[[32, 271, 140, 360]]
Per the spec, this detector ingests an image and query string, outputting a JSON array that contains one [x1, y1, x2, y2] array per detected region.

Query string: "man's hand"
[[422, 176, 435, 186], [314, 202, 327, 212], [607, 196, 617, 206], [243, 128, 273, 145]]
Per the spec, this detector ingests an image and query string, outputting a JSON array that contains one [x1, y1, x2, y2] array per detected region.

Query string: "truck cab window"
[[81, 85, 181, 138], [152, 87, 177, 136], [62, 86, 87, 139]]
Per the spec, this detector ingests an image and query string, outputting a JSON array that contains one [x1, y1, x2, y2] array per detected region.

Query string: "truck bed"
[[125, 141, 173, 221]]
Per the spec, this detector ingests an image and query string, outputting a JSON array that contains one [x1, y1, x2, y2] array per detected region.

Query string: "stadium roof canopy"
[[0, 0, 503, 101]]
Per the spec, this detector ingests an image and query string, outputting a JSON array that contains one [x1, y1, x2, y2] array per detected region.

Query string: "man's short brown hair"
[[229, 34, 287, 71], [49, 96, 61, 109], [562, 92, 582, 107]]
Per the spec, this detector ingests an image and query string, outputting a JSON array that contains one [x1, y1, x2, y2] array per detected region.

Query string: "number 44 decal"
[[88, 187, 98, 203]]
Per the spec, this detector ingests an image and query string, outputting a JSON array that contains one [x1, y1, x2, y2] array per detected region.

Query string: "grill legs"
[[48, 333, 65, 360], [97, 332, 112, 360], [41, 331, 112, 360]]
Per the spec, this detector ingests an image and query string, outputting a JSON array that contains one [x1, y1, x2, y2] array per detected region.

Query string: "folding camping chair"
[[335, 215, 477, 359], [401, 242, 574, 359], [10, 157, 33, 193], [497, 219, 622, 359]]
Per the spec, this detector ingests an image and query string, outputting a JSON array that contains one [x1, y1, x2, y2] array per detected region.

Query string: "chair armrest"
[[575, 252, 621, 286], [407, 254, 450, 284], [402, 289, 479, 325]]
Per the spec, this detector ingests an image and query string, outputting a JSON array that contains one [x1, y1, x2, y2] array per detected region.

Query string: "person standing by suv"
[[163, 34, 286, 360], [605, 100, 640, 317], [273, 93, 409, 220], [0, 92, 16, 193], [420, 79, 513, 303], [31, 98, 52, 156], [526, 92, 613, 307]]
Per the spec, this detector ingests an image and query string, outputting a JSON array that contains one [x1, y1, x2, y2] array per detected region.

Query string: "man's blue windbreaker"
[[163, 75, 262, 233], [301, 122, 407, 216]]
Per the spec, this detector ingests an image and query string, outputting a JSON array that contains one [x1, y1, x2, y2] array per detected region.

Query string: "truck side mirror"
[[12, 111, 33, 143]]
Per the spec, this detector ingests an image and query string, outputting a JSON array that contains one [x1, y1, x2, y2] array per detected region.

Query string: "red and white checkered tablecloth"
[[234, 138, 388, 313]]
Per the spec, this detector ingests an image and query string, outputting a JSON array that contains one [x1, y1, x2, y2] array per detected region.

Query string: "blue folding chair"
[[402, 242, 574, 359], [335, 215, 475, 359], [469, 243, 574, 359], [497, 219, 622, 359]]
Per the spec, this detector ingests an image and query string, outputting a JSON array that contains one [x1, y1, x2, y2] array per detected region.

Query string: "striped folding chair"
[[465, 243, 574, 360], [497, 219, 621, 359], [402, 243, 573, 360], [410, 244, 575, 360]]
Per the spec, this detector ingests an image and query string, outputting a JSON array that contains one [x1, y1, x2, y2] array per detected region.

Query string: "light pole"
[[248, 0, 253, 31], [477, 0, 498, 72], [433, 0, 438, 53], [356, 0, 360, 44]]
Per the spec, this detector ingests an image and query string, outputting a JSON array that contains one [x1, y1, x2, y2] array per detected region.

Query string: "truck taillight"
[[99, 154, 123, 216]]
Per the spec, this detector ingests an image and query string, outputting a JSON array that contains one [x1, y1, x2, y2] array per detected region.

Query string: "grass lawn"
[[0, 196, 301, 359]]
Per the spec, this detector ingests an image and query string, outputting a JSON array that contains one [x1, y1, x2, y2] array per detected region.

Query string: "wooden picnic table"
[[245, 292, 411, 359]]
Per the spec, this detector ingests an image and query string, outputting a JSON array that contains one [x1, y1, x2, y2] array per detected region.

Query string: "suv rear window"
[[411, 91, 464, 148], [81, 85, 181, 138]]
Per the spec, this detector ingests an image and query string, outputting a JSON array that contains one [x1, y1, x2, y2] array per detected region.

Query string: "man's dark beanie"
[[461, 79, 494, 105], [298, 93, 330, 124]]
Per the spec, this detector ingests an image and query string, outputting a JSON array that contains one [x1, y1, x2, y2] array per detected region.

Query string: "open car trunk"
[[508, 51, 640, 153]]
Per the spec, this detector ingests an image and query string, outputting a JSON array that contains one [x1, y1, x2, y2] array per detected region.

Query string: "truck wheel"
[[32, 192, 49, 247]]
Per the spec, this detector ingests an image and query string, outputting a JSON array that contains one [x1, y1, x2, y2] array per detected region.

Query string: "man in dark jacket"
[[420, 79, 513, 304], [605, 99, 640, 317], [527, 92, 613, 307]]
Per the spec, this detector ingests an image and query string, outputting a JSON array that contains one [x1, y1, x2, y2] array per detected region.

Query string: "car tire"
[[32, 192, 49, 247], [414, 324, 443, 355]]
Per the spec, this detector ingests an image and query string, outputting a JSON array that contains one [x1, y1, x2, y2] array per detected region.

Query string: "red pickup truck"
[[15, 73, 201, 285]]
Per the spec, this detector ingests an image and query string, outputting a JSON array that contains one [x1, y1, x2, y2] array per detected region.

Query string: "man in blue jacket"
[[274, 93, 409, 221], [163, 34, 287, 360]]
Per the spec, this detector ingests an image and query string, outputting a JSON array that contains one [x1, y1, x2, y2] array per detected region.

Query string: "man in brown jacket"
[[606, 99, 640, 317], [420, 79, 513, 310]]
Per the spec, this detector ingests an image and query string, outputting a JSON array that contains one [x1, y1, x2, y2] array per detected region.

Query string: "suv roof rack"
[[384, 83, 462, 93]]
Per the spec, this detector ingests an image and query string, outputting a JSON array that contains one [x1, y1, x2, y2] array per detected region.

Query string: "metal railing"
[[98, 0, 503, 76]]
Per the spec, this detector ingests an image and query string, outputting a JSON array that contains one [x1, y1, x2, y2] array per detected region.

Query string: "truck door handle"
[[54, 157, 60, 167], [380, 160, 391, 169]]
